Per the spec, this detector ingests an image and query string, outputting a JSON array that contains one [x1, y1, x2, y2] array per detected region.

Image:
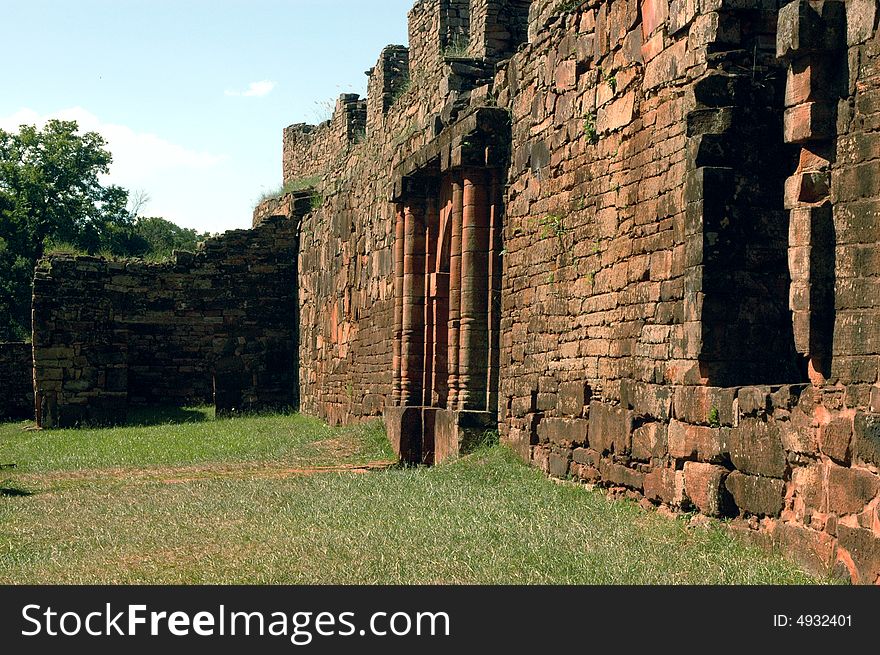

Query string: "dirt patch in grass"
[[14, 459, 396, 491]]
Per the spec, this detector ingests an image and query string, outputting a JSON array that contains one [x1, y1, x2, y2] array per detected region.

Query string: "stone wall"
[[32, 215, 300, 427], [30, 0, 880, 582], [276, 0, 879, 582], [0, 342, 33, 420]]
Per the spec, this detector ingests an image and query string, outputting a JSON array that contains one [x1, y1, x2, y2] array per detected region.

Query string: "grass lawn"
[[0, 410, 830, 585]]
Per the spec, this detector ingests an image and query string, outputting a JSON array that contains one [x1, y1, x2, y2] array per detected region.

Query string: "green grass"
[[0, 412, 829, 584], [0, 408, 391, 473], [257, 176, 322, 204]]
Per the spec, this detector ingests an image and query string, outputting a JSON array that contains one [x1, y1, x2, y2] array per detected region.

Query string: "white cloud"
[[224, 80, 276, 98], [0, 107, 230, 230], [0, 107, 226, 180]]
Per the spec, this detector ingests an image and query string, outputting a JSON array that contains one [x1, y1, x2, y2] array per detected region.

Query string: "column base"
[[434, 409, 497, 464], [384, 406, 496, 465]]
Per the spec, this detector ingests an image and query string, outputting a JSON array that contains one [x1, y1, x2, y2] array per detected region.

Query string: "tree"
[[0, 120, 133, 340], [133, 216, 210, 260]]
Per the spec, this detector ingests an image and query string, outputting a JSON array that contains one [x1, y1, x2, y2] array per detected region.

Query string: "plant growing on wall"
[[584, 110, 599, 145]]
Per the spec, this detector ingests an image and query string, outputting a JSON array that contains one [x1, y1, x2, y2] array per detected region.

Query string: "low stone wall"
[[32, 215, 300, 427], [530, 379, 880, 584], [0, 342, 33, 420]]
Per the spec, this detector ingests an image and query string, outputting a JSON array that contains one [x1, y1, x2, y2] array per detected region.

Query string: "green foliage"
[[0, 120, 132, 340], [131, 217, 211, 261], [539, 213, 567, 239], [388, 77, 412, 106], [258, 176, 322, 204], [584, 110, 599, 144], [0, 120, 215, 340], [555, 0, 583, 13], [708, 407, 721, 428], [442, 35, 470, 58]]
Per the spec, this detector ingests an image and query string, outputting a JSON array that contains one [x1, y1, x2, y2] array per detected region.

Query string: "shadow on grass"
[[0, 475, 34, 497], [123, 406, 212, 427]]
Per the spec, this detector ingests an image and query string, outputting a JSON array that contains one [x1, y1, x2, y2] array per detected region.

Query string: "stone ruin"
[[1, 0, 878, 582]]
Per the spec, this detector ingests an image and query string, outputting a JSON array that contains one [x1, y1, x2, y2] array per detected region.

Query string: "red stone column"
[[422, 194, 439, 407], [458, 169, 491, 411], [392, 204, 405, 405], [487, 170, 503, 412], [447, 174, 463, 409], [401, 200, 426, 406]]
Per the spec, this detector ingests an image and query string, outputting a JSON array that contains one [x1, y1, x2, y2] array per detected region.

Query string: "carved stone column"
[[401, 199, 426, 406], [447, 174, 463, 409], [458, 169, 490, 411], [392, 204, 405, 405], [422, 195, 439, 407]]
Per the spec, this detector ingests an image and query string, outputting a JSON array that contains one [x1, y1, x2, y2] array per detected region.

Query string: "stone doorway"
[[385, 109, 507, 463]]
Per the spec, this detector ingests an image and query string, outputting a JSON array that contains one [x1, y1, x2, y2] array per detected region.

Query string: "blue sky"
[[0, 0, 414, 233]]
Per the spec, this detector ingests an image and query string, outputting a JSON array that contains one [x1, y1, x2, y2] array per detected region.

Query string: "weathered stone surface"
[[847, 0, 877, 46], [777, 0, 845, 59], [853, 412, 880, 467], [599, 458, 645, 490], [673, 386, 736, 426], [549, 451, 572, 478], [827, 464, 880, 515], [668, 419, 726, 462], [537, 417, 589, 447], [837, 525, 880, 585], [588, 401, 633, 455], [620, 379, 673, 421], [631, 422, 668, 461], [728, 419, 787, 479], [572, 447, 601, 468], [736, 387, 769, 417], [0, 343, 33, 420], [773, 522, 836, 576], [643, 467, 685, 506], [725, 471, 785, 517], [683, 462, 729, 517], [819, 416, 853, 464], [558, 380, 590, 417]]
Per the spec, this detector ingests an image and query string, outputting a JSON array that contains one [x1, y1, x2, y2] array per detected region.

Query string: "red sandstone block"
[[555, 59, 577, 90], [588, 401, 634, 454], [641, 0, 669, 39], [549, 451, 572, 479], [728, 419, 786, 479], [783, 102, 834, 144], [643, 466, 684, 505], [632, 422, 668, 461], [785, 59, 838, 108], [599, 458, 645, 491], [667, 419, 726, 462], [558, 380, 590, 417], [772, 523, 837, 577], [725, 471, 785, 517], [837, 525, 880, 585], [537, 417, 589, 448], [827, 464, 880, 515], [683, 462, 728, 517], [668, 0, 697, 34], [791, 465, 825, 515], [784, 171, 831, 208], [819, 416, 853, 464], [853, 412, 880, 467], [644, 38, 687, 90], [672, 385, 736, 426], [597, 91, 635, 134]]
